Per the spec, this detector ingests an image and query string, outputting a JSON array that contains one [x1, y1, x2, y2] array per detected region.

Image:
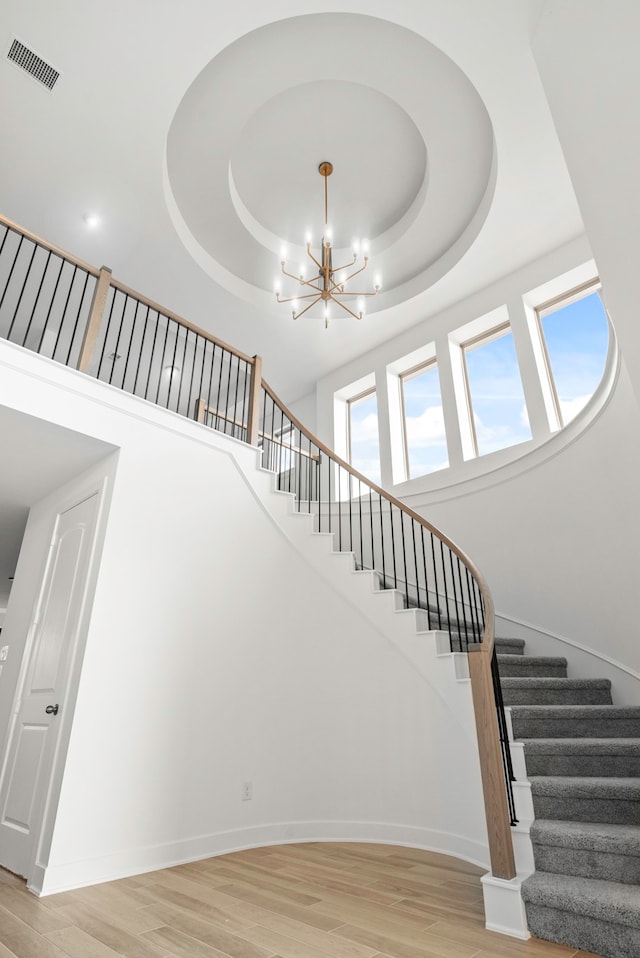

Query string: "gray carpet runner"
[[495, 636, 640, 957]]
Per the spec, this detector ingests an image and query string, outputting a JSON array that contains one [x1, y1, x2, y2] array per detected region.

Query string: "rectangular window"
[[537, 282, 608, 427], [400, 360, 448, 478], [463, 322, 531, 457], [347, 388, 381, 485]]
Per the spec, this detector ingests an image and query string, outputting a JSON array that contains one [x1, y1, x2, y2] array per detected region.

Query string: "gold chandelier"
[[275, 161, 381, 327]]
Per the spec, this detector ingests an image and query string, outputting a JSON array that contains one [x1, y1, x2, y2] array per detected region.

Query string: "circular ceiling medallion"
[[165, 13, 496, 313]]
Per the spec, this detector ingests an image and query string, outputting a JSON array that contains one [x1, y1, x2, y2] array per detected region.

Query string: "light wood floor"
[[0, 843, 598, 958]]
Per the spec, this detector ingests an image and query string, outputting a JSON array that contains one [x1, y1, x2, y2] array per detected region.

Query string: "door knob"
[[45, 704, 59, 715]]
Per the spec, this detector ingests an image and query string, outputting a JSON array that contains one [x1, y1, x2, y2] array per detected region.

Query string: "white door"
[[0, 492, 99, 878]]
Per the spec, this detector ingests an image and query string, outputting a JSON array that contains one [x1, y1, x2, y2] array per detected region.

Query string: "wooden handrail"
[[261, 376, 516, 881], [262, 380, 491, 591], [0, 213, 101, 277], [0, 213, 257, 370], [109, 277, 255, 366]]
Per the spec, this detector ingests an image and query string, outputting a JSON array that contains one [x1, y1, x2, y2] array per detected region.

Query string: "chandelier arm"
[[306, 245, 324, 272], [281, 264, 321, 289], [335, 288, 380, 298], [336, 260, 370, 285], [332, 297, 365, 321], [276, 292, 321, 304], [293, 296, 322, 320], [329, 253, 358, 273]]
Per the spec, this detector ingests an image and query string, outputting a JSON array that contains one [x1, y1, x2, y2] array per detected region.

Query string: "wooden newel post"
[[247, 354, 263, 446], [468, 644, 517, 880], [77, 265, 112, 373]]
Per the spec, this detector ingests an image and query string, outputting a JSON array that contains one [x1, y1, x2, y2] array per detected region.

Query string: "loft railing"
[[0, 211, 516, 880]]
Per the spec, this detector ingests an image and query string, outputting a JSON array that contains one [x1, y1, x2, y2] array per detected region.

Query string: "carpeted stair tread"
[[532, 819, 640, 855], [494, 637, 526, 655], [523, 738, 640, 755], [497, 654, 568, 677], [502, 677, 612, 706], [503, 678, 611, 689], [522, 871, 640, 929], [510, 704, 640, 739], [522, 737, 640, 776], [531, 820, 640, 885], [529, 776, 640, 825], [530, 776, 640, 799]]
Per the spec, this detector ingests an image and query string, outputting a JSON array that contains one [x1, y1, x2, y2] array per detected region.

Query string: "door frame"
[[0, 455, 116, 893]]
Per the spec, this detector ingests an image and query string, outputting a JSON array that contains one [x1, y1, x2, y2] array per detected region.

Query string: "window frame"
[[534, 278, 602, 429], [346, 385, 378, 470], [399, 357, 445, 479], [460, 319, 513, 458]]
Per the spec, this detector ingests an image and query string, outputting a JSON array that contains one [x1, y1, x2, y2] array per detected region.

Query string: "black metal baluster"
[[400, 512, 409, 607], [164, 320, 180, 409], [109, 292, 128, 386], [97, 287, 118, 380], [439, 539, 448, 638], [176, 326, 190, 415], [23, 248, 51, 347], [448, 551, 463, 652], [420, 528, 433, 629], [65, 269, 91, 367], [0, 234, 25, 322], [379, 493, 386, 589], [7, 240, 37, 339], [390, 500, 397, 589], [143, 310, 160, 400], [39, 256, 65, 355], [121, 299, 141, 392], [491, 648, 518, 825], [132, 305, 151, 398]]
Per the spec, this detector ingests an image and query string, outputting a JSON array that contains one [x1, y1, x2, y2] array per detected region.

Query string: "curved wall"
[[315, 237, 640, 699]]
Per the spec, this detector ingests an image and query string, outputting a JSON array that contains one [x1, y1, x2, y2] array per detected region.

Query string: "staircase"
[[496, 636, 640, 957]]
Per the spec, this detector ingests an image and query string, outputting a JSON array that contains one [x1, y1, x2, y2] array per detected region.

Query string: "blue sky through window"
[[402, 363, 448, 477], [540, 290, 609, 424], [464, 326, 531, 457], [349, 391, 381, 485]]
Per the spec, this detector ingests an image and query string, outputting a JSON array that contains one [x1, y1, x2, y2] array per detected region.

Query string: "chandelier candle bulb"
[[275, 161, 380, 326]]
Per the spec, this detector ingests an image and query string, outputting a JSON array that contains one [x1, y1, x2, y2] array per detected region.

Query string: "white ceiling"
[[0, 0, 584, 407]]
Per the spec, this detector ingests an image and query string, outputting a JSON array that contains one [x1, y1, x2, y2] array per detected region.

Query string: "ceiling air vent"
[[7, 38, 60, 90]]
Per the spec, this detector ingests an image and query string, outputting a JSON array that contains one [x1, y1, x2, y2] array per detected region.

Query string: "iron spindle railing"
[[0, 211, 517, 876], [0, 220, 98, 367]]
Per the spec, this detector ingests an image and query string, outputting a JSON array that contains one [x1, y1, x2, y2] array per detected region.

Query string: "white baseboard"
[[29, 820, 490, 896]]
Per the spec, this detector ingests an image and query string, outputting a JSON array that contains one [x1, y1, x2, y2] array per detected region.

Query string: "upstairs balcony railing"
[[0, 212, 517, 880]]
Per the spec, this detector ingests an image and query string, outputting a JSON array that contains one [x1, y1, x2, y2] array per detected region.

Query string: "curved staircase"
[[496, 636, 640, 957]]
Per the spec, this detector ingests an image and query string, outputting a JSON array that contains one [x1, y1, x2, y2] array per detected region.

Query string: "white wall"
[[314, 239, 640, 700], [532, 1, 640, 410], [0, 341, 489, 894]]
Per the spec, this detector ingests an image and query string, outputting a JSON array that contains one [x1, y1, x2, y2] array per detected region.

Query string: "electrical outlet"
[[241, 780, 252, 801], [0, 646, 8, 662]]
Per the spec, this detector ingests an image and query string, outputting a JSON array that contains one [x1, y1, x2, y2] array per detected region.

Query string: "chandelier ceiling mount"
[[275, 161, 381, 328]]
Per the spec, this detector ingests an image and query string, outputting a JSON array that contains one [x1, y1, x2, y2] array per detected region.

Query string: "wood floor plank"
[[49, 903, 171, 958], [136, 881, 255, 934], [0, 844, 597, 958], [0, 905, 71, 958], [142, 901, 272, 958], [0, 887, 72, 935], [44, 925, 129, 958], [241, 913, 378, 958], [211, 883, 342, 931], [142, 925, 250, 958], [329, 923, 476, 958]]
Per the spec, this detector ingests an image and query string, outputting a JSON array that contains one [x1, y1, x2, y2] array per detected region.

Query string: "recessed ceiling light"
[[83, 212, 101, 229]]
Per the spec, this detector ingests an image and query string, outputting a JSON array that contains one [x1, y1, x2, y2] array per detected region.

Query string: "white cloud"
[[405, 405, 446, 446]]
